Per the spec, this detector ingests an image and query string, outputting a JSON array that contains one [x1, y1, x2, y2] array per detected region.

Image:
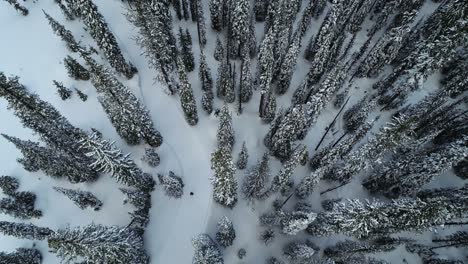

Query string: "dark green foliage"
[[216, 216, 236, 247], [53, 187, 103, 211], [158, 171, 184, 198], [177, 57, 199, 125], [75, 88, 88, 101], [178, 28, 195, 72], [142, 148, 160, 167], [0, 175, 19, 196], [192, 234, 223, 264], [0, 248, 42, 264], [64, 56, 90, 81], [4, 0, 28, 16], [53, 80, 72, 100], [0, 221, 53, 240]]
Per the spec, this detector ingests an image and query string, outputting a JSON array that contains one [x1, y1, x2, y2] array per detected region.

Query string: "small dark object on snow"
[[190, 192, 194, 196]]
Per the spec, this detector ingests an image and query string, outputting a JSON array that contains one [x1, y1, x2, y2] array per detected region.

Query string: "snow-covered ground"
[[0, 0, 466, 263]]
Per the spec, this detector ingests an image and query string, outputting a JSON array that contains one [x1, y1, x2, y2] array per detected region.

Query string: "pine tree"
[[199, 53, 214, 114], [0, 221, 53, 240], [195, 0, 207, 47], [210, 147, 238, 208], [53, 187, 103, 211], [120, 188, 151, 231], [4, 0, 28, 16], [0, 248, 42, 264], [192, 234, 224, 264], [363, 136, 467, 198], [276, 36, 301, 95], [237, 56, 253, 105], [238, 248, 247, 259], [216, 216, 236, 247], [236, 142, 248, 170], [178, 28, 195, 72], [75, 88, 88, 101], [209, 0, 224, 31], [52, 80, 72, 100], [48, 224, 149, 264], [356, 10, 417, 78], [284, 240, 317, 263], [217, 105, 235, 151], [440, 51, 468, 98], [260, 229, 275, 245], [0, 193, 42, 219], [64, 55, 90, 81], [258, 30, 277, 122], [64, 0, 136, 78], [229, 0, 251, 58], [177, 57, 199, 126], [55, 0, 75, 20], [214, 37, 225, 61], [85, 57, 163, 146], [181, 0, 190, 20], [254, 0, 268, 21], [453, 158, 467, 180], [266, 105, 307, 161], [272, 145, 306, 193], [216, 59, 235, 103], [43, 11, 81, 53], [242, 153, 271, 202], [2, 134, 98, 183], [342, 96, 376, 134], [127, 0, 178, 93], [281, 203, 317, 235], [307, 195, 468, 238], [158, 171, 184, 199], [0, 175, 19, 196], [78, 132, 155, 191], [324, 237, 410, 262], [142, 148, 160, 167]]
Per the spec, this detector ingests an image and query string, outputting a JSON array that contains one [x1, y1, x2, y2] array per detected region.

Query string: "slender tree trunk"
[[315, 96, 351, 151]]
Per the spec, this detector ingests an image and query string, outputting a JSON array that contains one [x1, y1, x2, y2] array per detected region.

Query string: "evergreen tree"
[[64, 0, 136, 78], [356, 10, 417, 78], [178, 28, 195, 72], [258, 30, 277, 122], [85, 57, 163, 146], [199, 54, 214, 114], [0, 193, 42, 219], [214, 37, 225, 61], [266, 257, 284, 264], [216, 216, 236, 247], [216, 105, 235, 151], [229, 0, 251, 58], [181, 0, 190, 20], [0, 175, 19, 196], [53, 187, 103, 211], [0, 248, 42, 264], [440, 50, 468, 98], [242, 153, 271, 202], [64, 55, 90, 81], [48, 224, 149, 264], [266, 105, 307, 161], [78, 132, 155, 191], [44, 11, 81, 53], [177, 57, 199, 126], [432, 231, 468, 249], [238, 248, 247, 259], [201, 88, 214, 115], [142, 148, 160, 167], [324, 237, 410, 262], [216, 59, 235, 103], [284, 240, 317, 264], [260, 229, 275, 245], [4, 0, 28, 16], [272, 145, 306, 193], [307, 195, 468, 238], [127, 0, 178, 93], [210, 146, 238, 208], [363, 137, 467, 198], [342, 96, 376, 134], [120, 188, 151, 231], [209, 0, 224, 31], [236, 142, 248, 170], [194, 0, 207, 47], [0, 221, 53, 240], [281, 203, 317, 235], [158, 171, 184, 198], [254, 0, 268, 21], [55, 0, 75, 20], [2, 134, 98, 183], [276, 36, 301, 95], [75, 88, 88, 101], [239, 54, 253, 103], [192, 234, 224, 264], [453, 158, 467, 180], [53, 80, 72, 100]]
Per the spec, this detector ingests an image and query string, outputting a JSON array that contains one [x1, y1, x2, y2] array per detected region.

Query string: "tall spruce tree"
[[0, 248, 42, 264], [4, 0, 28, 16], [177, 57, 199, 126], [53, 187, 103, 210], [44, 11, 82, 53], [216, 105, 235, 151], [210, 146, 238, 208], [216, 216, 236, 247], [178, 28, 195, 72], [64, 0, 136, 78], [192, 234, 224, 264], [239, 54, 253, 103], [48, 224, 149, 264], [209, 0, 224, 31], [236, 142, 249, 170], [258, 29, 277, 122], [0, 221, 53, 240], [242, 153, 271, 202], [64, 55, 90, 81], [127, 0, 178, 93]]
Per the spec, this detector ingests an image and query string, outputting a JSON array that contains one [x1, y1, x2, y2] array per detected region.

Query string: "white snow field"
[[0, 0, 466, 263]]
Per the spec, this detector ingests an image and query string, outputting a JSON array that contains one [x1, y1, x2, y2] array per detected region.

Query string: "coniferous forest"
[[0, 0, 467, 263]]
